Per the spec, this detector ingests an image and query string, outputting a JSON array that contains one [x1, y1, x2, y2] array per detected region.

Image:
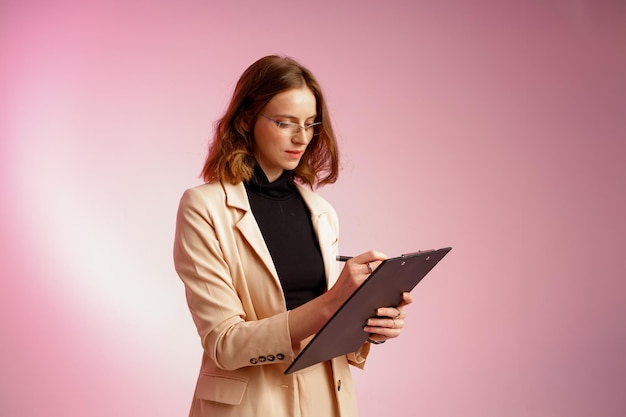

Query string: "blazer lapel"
[[222, 182, 280, 280], [298, 186, 337, 289]]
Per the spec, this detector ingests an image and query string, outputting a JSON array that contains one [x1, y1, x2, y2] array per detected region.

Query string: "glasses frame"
[[260, 114, 322, 138]]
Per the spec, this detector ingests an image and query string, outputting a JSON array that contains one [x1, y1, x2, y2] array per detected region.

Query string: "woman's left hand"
[[363, 291, 413, 344]]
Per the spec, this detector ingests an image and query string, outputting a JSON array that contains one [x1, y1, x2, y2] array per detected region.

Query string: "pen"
[[336, 255, 352, 262]]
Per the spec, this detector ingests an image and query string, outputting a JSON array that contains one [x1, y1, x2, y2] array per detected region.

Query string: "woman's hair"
[[200, 55, 339, 188]]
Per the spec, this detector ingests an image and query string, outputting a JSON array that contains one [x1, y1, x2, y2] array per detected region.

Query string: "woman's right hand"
[[287, 250, 387, 343], [327, 250, 388, 309]]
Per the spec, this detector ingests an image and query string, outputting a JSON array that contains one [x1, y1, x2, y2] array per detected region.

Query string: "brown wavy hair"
[[200, 55, 339, 189]]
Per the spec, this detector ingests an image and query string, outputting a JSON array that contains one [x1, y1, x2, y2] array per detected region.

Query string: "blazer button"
[[258, 356, 267, 363], [276, 353, 285, 360], [267, 355, 275, 361], [250, 358, 258, 365]]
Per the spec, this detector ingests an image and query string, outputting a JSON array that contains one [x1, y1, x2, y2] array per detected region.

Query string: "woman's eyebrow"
[[271, 113, 318, 121]]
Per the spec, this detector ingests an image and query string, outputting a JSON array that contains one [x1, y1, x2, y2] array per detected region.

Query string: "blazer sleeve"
[[173, 187, 295, 371]]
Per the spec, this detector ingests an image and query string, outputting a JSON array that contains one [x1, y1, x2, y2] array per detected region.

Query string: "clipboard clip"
[[401, 249, 436, 264]]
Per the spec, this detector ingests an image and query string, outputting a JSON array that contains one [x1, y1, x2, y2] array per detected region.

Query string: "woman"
[[173, 55, 412, 417]]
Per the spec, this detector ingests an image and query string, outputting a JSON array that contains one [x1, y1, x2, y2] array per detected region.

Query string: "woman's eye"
[[277, 122, 292, 129]]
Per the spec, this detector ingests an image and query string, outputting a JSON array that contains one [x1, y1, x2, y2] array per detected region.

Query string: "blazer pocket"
[[195, 373, 248, 405]]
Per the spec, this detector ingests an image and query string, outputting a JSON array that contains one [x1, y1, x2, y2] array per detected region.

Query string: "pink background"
[[1, 1, 625, 416]]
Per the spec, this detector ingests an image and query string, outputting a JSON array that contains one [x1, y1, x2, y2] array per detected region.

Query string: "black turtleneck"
[[244, 166, 326, 310]]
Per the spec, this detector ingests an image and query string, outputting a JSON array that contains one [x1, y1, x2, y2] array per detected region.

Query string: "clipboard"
[[284, 247, 452, 374]]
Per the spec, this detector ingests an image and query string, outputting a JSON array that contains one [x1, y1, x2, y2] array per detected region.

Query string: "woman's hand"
[[363, 291, 413, 344], [326, 250, 388, 310], [288, 250, 388, 342]]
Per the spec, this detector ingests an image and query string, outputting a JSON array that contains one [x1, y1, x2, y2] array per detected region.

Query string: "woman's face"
[[252, 86, 317, 182]]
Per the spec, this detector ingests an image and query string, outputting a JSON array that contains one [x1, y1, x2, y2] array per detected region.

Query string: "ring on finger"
[[392, 307, 401, 319], [366, 262, 373, 273], [391, 319, 396, 329]]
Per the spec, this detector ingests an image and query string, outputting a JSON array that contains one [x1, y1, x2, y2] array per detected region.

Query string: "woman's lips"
[[286, 150, 303, 159]]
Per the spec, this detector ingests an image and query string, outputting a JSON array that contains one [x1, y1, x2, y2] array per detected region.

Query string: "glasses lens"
[[270, 118, 321, 137], [286, 125, 316, 137], [289, 125, 302, 136]]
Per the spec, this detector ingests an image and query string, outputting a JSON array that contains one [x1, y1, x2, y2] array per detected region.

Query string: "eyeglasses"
[[260, 114, 322, 138]]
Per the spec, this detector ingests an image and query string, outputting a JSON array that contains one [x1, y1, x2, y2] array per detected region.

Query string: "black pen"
[[336, 255, 352, 262]]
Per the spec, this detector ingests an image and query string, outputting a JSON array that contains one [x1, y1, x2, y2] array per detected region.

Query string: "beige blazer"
[[173, 181, 369, 417]]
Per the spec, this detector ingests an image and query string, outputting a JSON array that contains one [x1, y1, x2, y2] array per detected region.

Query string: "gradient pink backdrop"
[[1, 1, 625, 416]]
